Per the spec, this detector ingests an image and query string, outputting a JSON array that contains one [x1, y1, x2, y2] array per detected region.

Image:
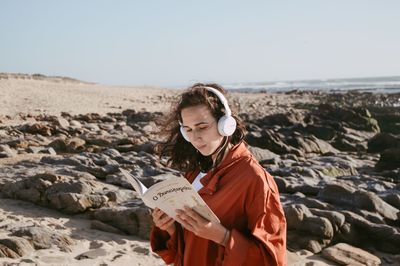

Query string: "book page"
[[142, 177, 220, 224], [120, 168, 148, 196]]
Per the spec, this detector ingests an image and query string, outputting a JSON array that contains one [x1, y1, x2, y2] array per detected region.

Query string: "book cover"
[[120, 168, 220, 224]]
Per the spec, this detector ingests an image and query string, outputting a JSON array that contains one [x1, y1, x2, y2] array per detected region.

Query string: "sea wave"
[[224, 76, 400, 94]]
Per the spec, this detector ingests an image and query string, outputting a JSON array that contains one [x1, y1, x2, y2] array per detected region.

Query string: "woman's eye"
[[186, 128, 192, 132]]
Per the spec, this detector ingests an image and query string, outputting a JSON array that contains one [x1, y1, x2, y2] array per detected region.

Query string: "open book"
[[120, 168, 220, 224]]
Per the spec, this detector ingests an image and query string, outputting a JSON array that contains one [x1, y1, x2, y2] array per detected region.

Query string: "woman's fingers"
[[175, 206, 213, 236], [152, 208, 161, 219], [152, 208, 171, 227], [162, 218, 175, 229], [152, 209, 160, 222], [176, 209, 197, 225], [183, 206, 209, 224], [175, 215, 195, 232], [153, 207, 211, 234], [160, 216, 173, 227], [177, 206, 209, 225]]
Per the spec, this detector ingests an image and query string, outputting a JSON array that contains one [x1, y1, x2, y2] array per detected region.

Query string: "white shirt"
[[192, 172, 206, 191]]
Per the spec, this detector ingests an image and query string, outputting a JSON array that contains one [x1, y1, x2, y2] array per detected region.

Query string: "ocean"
[[224, 76, 400, 94]]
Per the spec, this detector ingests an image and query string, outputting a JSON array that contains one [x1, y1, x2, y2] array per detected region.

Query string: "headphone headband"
[[203, 86, 232, 116]]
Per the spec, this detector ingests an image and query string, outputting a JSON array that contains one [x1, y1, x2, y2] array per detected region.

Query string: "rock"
[[11, 226, 74, 252], [368, 132, 400, 153], [5, 139, 30, 149], [77, 113, 102, 123], [70, 120, 82, 128], [85, 137, 112, 147], [381, 193, 400, 209], [285, 204, 312, 226], [75, 248, 108, 260], [47, 193, 108, 214], [248, 146, 279, 162], [102, 148, 121, 158], [322, 243, 381, 265], [245, 129, 303, 156], [2, 176, 51, 204], [27, 146, 56, 155], [0, 237, 34, 257], [115, 144, 136, 152], [122, 109, 163, 124], [296, 197, 332, 209], [369, 106, 400, 135], [314, 104, 380, 133], [316, 165, 357, 178], [332, 134, 366, 152], [130, 142, 156, 154], [304, 124, 336, 141], [45, 178, 92, 194], [256, 112, 304, 127], [303, 216, 334, 239], [306, 240, 323, 254], [2, 173, 108, 214], [0, 144, 15, 158], [48, 137, 86, 153], [273, 176, 289, 193], [353, 190, 399, 221], [19, 123, 53, 136], [318, 183, 355, 206], [91, 220, 125, 234], [284, 204, 334, 239], [375, 148, 400, 171], [293, 135, 339, 155], [48, 138, 67, 152], [318, 183, 399, 221], [46, 147, 57, 155], [342, 211, 400, 254], [133, 245, 150, 255], [309, 209, 345, 232], [336, 222, 362, 245], [56, 117, 70, 128], [0, 244, 20, 258], [92, 206, 152, 239]]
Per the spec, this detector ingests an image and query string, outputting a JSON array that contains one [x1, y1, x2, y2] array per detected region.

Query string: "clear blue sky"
[[1, 0, 399, 87]]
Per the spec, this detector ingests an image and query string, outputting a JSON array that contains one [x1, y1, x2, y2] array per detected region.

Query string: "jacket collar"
[[196, 142, 251, 195]]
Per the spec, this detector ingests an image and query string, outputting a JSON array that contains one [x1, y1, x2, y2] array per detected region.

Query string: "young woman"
[[150, 83, 286, 265]]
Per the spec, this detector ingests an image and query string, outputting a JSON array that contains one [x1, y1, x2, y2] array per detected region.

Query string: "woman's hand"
[[152, 208, 176, 236], [176, 206, 230, 246]]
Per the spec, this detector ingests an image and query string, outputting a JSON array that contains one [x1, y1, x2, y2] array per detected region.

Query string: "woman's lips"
[[196, 144, 207, 150]]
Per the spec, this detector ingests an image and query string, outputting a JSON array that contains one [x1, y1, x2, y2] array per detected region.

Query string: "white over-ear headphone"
[[180, 86, 237, 142]]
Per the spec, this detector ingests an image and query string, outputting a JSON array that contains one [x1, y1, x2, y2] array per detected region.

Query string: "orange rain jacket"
[[150, 142, 287, 265]]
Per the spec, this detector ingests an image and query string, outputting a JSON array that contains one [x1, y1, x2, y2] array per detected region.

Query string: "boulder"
[[92, 205, 152, 239], [247, 146, 279, 163], [322, 243, 381, 266], [0, 237, 34, 257], [11, 226, 74, 252], [342, 211, 400, 254], [318, 183, 399, 221], [368, 132, 400, 153], [375, 148, 400, 171], [0, 144, 16, 158]]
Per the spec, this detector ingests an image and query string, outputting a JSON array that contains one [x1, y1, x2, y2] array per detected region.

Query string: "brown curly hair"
[[155, 83, 246, 172]]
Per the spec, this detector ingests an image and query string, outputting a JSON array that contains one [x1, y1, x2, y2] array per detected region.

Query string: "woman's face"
[[181, 104, 224, 156]]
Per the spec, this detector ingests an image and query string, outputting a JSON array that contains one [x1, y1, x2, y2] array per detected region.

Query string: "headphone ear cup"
[[217, 115, 237, 136], [180, 126, 190, 142]]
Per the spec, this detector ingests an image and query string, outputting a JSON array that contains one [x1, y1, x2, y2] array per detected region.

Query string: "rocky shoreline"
[[0, 86, 399, 265]]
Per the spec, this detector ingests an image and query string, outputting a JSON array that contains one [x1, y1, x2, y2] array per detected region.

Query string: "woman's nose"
[[192, 129, 202, 140]]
